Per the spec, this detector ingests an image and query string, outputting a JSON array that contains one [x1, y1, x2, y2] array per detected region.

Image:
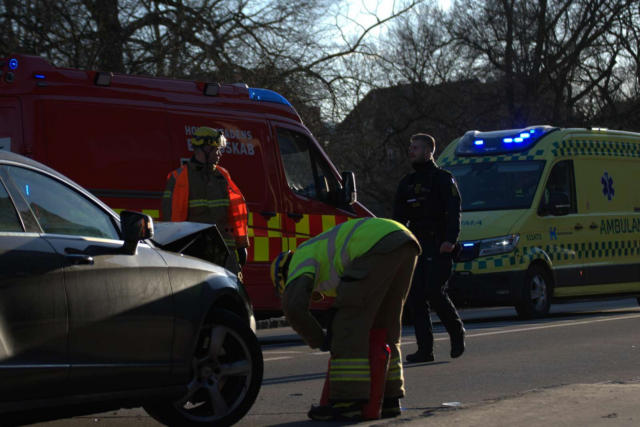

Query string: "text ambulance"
[[0, 54, 372, 314], [438, 126, 640, 318]]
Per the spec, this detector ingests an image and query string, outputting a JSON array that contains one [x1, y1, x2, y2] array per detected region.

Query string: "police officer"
[[393, 133, 465, 363]]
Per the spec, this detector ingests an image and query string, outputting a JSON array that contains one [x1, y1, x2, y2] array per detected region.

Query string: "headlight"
[[479, 234, 519, 257]]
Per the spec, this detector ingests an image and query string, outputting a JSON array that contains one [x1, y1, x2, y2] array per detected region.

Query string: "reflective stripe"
[[330, 373, 371, 380], [331, 366, 370, 370], [388, 357, 403, 380], [188, 199, 230, 208], [331, 359, 369, 365], [318, 218, 370, 293], [163, 191, 172, 198], [287, 258, 321, 282]]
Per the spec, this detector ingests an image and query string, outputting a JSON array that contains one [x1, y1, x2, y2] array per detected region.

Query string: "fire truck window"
[[5, 167, 120, 240], [313, 151, 339, 205], [276, 129, 323, 201], [0, 181, 23, 232]]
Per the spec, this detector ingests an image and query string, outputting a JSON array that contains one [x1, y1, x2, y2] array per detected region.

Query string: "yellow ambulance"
[[437, 126, 640, 318]]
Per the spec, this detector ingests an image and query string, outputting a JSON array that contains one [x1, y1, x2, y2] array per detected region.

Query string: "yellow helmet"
[[191, 126, 227, 148], [270, 251, 293, 297]]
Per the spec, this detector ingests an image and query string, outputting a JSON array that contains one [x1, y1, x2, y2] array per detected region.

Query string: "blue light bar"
[[9, 58, 18, 70], [463, 243, 474, 247], [25, 184, 30, 196], [248, 88, 292, 106], [455, 126, 559, 157], [35, 74, 45, 79]]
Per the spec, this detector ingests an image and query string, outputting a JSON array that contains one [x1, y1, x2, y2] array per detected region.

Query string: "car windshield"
[[446, 161, 545, 212]]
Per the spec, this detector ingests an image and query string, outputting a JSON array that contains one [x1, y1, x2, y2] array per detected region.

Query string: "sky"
[[343, 0, 452, 40]]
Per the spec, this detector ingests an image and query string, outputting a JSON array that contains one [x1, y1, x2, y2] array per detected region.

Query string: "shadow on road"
[[263, 372, 327, 386]]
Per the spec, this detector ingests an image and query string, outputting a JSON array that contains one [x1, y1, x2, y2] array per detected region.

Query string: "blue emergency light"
[[35, 74, 45, 79], [455, 126, 559, 157], [249, 88, 292, 107], [9, 58, 18, 70]]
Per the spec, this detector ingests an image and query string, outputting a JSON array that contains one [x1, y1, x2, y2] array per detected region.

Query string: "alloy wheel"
[[174, 324, 253, 422]]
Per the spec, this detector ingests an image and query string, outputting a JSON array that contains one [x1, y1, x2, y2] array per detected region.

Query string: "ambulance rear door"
[[0, 97, 23, 153], [271, 121, 358, 309], [166, 105, 287, 312]]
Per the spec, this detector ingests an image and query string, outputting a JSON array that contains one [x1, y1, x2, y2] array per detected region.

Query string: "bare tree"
[[447, 0, 633, 127]]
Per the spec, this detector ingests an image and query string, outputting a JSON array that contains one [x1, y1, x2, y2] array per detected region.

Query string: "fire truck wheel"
[[515, 265, 553, 320], [144, 309, 263, 427]]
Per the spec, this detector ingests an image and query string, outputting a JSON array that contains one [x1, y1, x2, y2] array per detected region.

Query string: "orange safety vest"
[[168, 165, 248, 246]]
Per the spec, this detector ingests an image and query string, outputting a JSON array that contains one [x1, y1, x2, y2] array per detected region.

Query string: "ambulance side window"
[[541, 160, 577, 215], [276, 128, 338, 204]]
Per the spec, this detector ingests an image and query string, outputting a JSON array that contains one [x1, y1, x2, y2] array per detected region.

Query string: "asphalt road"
[[30, 298, 640, 426]]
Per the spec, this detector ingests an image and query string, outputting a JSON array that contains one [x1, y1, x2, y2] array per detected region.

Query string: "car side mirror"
[[547, 191, 571, 216], [120, 211, 154, 255], [339, 171, 357, 206]]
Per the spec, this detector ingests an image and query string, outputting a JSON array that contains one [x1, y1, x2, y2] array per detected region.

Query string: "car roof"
[[0, 150, 70, 180]]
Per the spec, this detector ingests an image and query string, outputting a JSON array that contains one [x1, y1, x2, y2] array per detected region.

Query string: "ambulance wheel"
[[515, 265, 552, 319], [144, 309, 263, 427]]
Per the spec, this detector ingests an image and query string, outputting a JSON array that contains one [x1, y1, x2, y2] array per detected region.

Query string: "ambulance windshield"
[[447, 161, 545, 212]]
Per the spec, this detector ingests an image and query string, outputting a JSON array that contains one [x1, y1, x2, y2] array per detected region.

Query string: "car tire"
[[515, 265, 553, 319], [144, 309, 263, 427]]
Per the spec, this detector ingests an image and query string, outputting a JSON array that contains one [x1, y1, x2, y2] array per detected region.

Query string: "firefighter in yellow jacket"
[[271, 218, 421, 421], [162, 126, 249, 274]]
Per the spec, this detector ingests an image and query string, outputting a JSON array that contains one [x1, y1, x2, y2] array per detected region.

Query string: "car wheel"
[[145, 309, 263, 427], [515, 265, 553, 319]]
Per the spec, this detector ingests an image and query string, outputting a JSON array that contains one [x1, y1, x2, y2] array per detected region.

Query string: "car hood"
[[151, 221, 229, 267], [459, 210, 527, 241]]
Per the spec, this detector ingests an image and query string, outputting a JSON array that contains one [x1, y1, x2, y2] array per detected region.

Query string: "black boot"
[[381, 398, 402, 418], [405, 349, 435, 363], [450, 328, 466, 359], [308, 402, 363, 421]]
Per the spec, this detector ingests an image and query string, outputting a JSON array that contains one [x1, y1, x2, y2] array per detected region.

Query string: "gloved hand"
[[319, 334, 331, 352], [237, 247, 247, 267]]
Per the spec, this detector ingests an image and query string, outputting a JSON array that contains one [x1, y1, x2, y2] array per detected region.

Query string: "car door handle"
[[65, 253, 94, 265], [260, 211, 277, 218], [574, 223, 584, 230], [589, 223, 599, 229], [287, 213, 304, 222]]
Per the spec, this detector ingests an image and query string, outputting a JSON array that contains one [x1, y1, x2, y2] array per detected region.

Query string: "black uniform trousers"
[[407, 237, 463, 352]]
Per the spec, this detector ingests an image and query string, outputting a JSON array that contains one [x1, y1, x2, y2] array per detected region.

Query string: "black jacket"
[[392, 160, 462, 244]]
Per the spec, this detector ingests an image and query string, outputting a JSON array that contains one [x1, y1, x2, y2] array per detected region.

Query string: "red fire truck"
[[0, 54, 373, 315]]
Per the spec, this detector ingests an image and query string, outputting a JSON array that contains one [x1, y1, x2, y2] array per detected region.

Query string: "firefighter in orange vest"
[[162, 126, 249, 274]]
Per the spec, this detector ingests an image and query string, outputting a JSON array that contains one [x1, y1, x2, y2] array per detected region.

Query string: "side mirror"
[[547, 191, 571, 216], [121, 211, 154, 255], [339, 171, 357, 206]]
